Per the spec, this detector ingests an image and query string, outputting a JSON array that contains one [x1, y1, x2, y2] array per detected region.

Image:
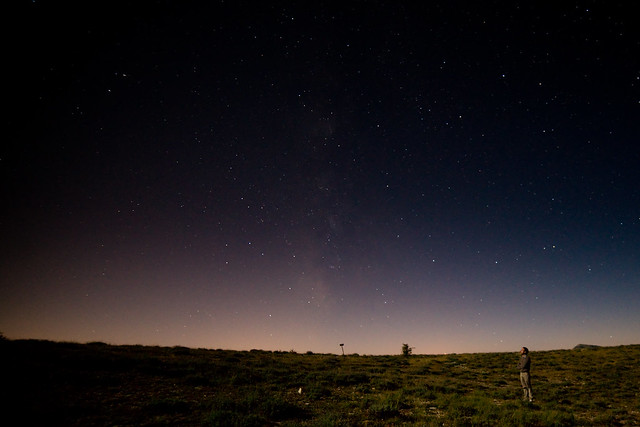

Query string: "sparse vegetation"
[[1, 339, 639, 425]]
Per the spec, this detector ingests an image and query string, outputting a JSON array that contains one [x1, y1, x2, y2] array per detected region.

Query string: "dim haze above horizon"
[[1, 1, 639, 355]]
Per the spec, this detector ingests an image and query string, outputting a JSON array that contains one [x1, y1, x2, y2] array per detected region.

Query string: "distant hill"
[[573, 344, 601, 350]]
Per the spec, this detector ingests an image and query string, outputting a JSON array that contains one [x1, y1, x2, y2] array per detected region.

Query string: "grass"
[[1, 339, 639, 425]]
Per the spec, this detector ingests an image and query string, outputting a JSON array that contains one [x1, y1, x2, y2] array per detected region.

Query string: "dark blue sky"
[[2, 1, 638, 354]]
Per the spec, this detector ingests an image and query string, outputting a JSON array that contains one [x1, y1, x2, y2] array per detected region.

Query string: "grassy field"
[[1, 339, 638, 426]]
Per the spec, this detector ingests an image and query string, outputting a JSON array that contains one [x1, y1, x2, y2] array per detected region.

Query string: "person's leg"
[[523, 372, 533, 401], [521, 372, 533, 401]]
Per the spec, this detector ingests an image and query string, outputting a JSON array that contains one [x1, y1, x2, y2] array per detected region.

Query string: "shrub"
[[372, 371, 402, 391], [334, 372, 370, 386], [402, 343, 413, 356], [366, 391, 406, 418], [504, 407, 539, 426], [539, 409, 576, 425], [260, 395, 307, 420], [207, 389, 307, 425], [313, 412, 350, 426], [305, 382, 332, 399]]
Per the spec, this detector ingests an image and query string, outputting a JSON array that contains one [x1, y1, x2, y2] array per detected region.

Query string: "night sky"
[[2, 1, 639, 355]]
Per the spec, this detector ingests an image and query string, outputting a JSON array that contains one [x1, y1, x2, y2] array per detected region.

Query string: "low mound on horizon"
[[573, 343, 602, 350]]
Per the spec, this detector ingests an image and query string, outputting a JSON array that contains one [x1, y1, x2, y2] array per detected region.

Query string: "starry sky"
[[2, 1, 639, 355]]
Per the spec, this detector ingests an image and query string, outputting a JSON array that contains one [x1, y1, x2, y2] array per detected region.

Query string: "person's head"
[[520, 347, 529, 355]]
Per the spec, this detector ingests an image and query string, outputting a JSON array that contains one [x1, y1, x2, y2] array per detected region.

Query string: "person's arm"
[[523, 355, 530, 371]]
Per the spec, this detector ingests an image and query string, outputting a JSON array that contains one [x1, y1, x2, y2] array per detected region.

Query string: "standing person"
[[517, 347, 533, 402]]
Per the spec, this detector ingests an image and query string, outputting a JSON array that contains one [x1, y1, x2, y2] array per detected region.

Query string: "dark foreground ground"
[[1, 339, 639, 426]]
